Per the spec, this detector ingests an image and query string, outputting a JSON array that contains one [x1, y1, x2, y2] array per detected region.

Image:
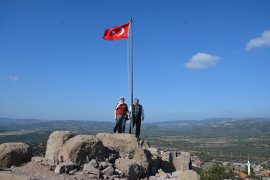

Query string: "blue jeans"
[[113, 115, 126, 133]]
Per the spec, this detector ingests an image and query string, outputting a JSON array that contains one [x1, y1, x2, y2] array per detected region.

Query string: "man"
[[129, 98, 144, 138], [114, 96, 129, 133]]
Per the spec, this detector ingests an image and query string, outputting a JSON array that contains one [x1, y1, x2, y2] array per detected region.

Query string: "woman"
[[114, 96, 129, 133]]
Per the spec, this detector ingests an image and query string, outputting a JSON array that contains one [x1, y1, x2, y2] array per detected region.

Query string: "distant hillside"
[[0, 117, 113, 134], [1, 117, 270, 162], [1, 117, 270, 138]]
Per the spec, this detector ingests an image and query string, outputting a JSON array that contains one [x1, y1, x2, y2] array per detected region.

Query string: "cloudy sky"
[[0, 0, 270, 121]]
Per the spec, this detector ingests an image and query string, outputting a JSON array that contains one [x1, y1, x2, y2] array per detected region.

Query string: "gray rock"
[[74, 172, 92, 180], [88, 173, 99, 179], [148, 148, 158, 157], [41, 158, 55, 167], [115, 158, 143, 179], [172, 151, 191, 171], [149, 176, 156, 180], [115, 168, 124, 177], [0, 171, 29, 180], [181, 170, 200, 180], [45, 131, 73, 161], [96, 133, 150, 174], [54, 162, 77, 174], [57, 134, 106, 165], [171, 170, 181, 178], [0, 142, 32, 168], [96, 133, 147, 157], [108, 153, 118, 163], [111, 174, 120, 179], [139, 139, 150, 149], [31, 156, 44, 162], [99, 161, 113, 170], [157, 169, 168, 178], [101, 166, 114, 176], [89, 159, 99, 168], [128, 163, 143, 180], [68, 169, 77, 175], [83, 163, 100, 175]]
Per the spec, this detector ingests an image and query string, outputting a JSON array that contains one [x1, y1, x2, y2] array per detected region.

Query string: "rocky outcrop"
[[45, 131, 73, 161], [0, 143, 32, 168], [96, 133, 148, 154], [0, 131, 200, 180], [96, 133, 150, 172], [160, 151, 191, 173], [57, 134, 106, 165]]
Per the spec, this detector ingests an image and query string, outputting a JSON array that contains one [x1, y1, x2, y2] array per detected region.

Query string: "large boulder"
[[0, 143, 32, 168], [96, 133, 150, 171], [57, 134, 106, 165], [96, 133, 146, 154], [171, 170, 200, 180], [115, 158, 143, 179], [45, 131, 73, 161]]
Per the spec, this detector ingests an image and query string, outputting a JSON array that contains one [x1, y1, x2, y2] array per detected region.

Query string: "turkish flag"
[[103, 23, 130, 40]]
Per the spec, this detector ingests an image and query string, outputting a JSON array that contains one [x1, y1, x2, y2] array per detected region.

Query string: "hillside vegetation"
[[0, 117, 269, 163]]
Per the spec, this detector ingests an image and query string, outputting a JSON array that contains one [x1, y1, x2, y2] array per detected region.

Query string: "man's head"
[[134, 98, 139, 105], [120, 96, 125, 102]]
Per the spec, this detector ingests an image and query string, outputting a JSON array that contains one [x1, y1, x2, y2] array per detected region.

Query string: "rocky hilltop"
[[0, 131, 200, 180]]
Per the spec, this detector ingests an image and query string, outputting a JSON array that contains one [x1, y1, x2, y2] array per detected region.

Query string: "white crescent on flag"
[[117, 28, 125, 36]]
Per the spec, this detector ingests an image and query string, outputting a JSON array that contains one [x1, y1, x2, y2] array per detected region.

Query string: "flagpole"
[[129, 17, 134, 134]]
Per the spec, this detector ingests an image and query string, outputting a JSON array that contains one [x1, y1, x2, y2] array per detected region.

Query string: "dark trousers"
[[114, 115, 126, 133], [129, 117, 141, 138]]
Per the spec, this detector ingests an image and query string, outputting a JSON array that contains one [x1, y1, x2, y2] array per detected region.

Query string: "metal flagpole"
[[129, 17, 134, 134]]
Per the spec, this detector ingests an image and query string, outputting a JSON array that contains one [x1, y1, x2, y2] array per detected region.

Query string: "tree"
[[201, 163, 236, 180]]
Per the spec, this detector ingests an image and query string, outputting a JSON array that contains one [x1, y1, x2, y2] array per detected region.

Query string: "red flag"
[[103, 23, 130, 40]]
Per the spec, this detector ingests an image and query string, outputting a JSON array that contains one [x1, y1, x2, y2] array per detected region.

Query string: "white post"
[[247, 160, 251, 175]]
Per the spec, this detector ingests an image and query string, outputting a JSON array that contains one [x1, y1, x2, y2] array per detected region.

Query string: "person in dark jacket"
[[129, 98, 144, 138], [114, 96, 129, 133]]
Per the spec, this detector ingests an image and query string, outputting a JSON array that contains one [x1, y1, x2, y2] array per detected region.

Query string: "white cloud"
[[246, 30, 270, 50], [8, 75, 19, 81], [186, 52, 221, 69]]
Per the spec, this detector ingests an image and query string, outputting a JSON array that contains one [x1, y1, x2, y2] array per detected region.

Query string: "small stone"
[[115, 169, 124, 177], [31, 156, 44, 162], [89, 159, 99, 168], [108, 153, 118, 163], [83, 163, 100, 175], [54, 162, 77, 174], [99, 161, 110, 170], [112, 175, 120, 178], [101, 166, 114, 176], [171, 170, 182, 178], [42, 159, 55, 167], [149, 176, 156, 180], [69, 169, 77, 175], [88, 174, 98, 179]]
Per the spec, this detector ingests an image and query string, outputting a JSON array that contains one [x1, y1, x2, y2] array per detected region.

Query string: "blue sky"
[[0, 0, 270, 121]]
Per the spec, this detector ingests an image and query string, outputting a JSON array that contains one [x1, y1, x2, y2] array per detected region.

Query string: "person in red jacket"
[[114, 96, 129, 133]]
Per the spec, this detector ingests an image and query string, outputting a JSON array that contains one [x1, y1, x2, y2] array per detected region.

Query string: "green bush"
[[201, 163, 235, 180]]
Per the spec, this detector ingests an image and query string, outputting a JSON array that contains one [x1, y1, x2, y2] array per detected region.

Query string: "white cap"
[[120, 96, 125, 99]]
